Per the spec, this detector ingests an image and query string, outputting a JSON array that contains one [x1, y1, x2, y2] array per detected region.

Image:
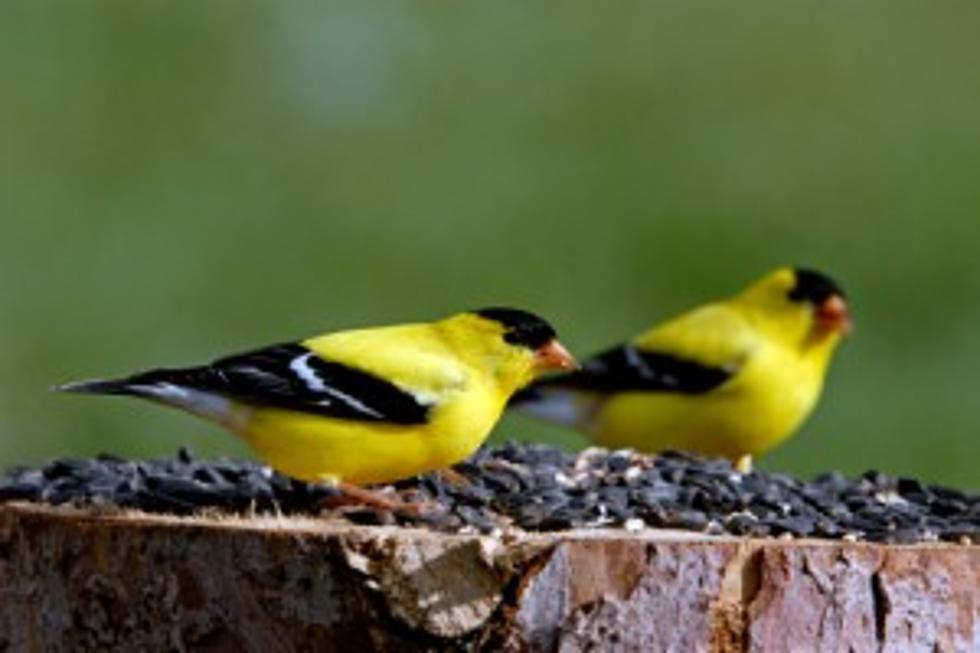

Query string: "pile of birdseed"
[[0, 443, 976, 544]]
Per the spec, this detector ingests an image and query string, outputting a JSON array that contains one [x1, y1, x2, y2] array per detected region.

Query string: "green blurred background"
[[2, 4, 978, 487]]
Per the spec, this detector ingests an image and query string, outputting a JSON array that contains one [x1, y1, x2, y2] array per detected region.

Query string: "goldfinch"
[[58, 308, 576, 488], [511, 268, 851, 465]]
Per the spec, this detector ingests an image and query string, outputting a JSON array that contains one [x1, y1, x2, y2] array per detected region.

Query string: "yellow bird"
[[511, 268, 851, 467], [58, 308, 576, 493]]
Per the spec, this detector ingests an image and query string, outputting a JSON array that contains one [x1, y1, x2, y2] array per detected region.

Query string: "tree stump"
[[0, 502, 976, 652]]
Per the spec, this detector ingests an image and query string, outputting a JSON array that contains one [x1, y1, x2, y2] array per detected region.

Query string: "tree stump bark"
[[0, 502, 976, 652]]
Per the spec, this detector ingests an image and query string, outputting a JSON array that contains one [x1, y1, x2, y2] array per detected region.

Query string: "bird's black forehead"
[[475, 307, 556, 349], [789, 268, 846, 304]]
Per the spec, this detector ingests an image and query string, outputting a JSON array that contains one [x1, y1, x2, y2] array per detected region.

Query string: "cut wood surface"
[[0, 502, 976, 652]]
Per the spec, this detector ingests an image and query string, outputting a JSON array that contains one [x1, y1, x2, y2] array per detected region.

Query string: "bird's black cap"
[[475, 307, 557, 349], [789, 268, 847, 305]]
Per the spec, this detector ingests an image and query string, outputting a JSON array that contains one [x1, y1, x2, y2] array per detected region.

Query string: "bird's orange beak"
[[534, 339, 578, 372], [817, 294, 853, 336]]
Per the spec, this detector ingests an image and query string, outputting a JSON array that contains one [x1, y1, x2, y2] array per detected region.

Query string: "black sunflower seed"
[[0, 442, 975, 544]]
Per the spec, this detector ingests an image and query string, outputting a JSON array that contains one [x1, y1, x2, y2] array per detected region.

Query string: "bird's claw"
[[320, 482, 444, 517]]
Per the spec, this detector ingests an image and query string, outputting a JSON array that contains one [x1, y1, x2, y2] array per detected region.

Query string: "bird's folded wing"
[[185, 343, 433, 424], [538, 304, 756, 395], [535, 345, 735, 394]]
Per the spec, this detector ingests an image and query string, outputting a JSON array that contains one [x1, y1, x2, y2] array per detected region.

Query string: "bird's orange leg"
[[435, 468, 469, 487], [324, 482, 442, 517]]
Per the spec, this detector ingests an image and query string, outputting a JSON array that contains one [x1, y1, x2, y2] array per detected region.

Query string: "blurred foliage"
[[1, 3, 978, 487]]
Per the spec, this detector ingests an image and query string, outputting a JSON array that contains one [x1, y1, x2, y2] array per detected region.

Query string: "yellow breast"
[[237, 381, 503, 485]]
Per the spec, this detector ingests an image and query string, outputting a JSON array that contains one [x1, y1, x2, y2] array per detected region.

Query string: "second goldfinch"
[[58, 308, 575, 486], [511, 268, 851, 464]]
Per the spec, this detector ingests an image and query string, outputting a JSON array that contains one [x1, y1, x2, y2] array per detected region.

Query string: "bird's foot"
[[435, 468, 469, 487], [735, 454, 754, 474], [321, 482, 443, 517]]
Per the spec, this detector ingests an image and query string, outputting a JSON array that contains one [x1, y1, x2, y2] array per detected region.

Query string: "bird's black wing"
[[531, 344, 735, 395], [130, 343, 432, 424]]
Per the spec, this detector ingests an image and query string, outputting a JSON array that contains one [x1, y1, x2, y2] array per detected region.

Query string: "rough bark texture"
[[0, 502, 976, 652]]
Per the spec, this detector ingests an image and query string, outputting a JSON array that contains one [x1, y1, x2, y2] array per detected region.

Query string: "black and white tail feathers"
[[54, 367, 238, 423], [510, 384, 598, 428], [55, 342, 433, 426], [54, 368, 203, 397]]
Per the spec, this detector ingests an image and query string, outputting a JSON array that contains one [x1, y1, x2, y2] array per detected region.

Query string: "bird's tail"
[[509, 383, 598, 429], [53, 369, 236, 424], [53, 369, 186, 398], [53, 376, 148, 396]]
